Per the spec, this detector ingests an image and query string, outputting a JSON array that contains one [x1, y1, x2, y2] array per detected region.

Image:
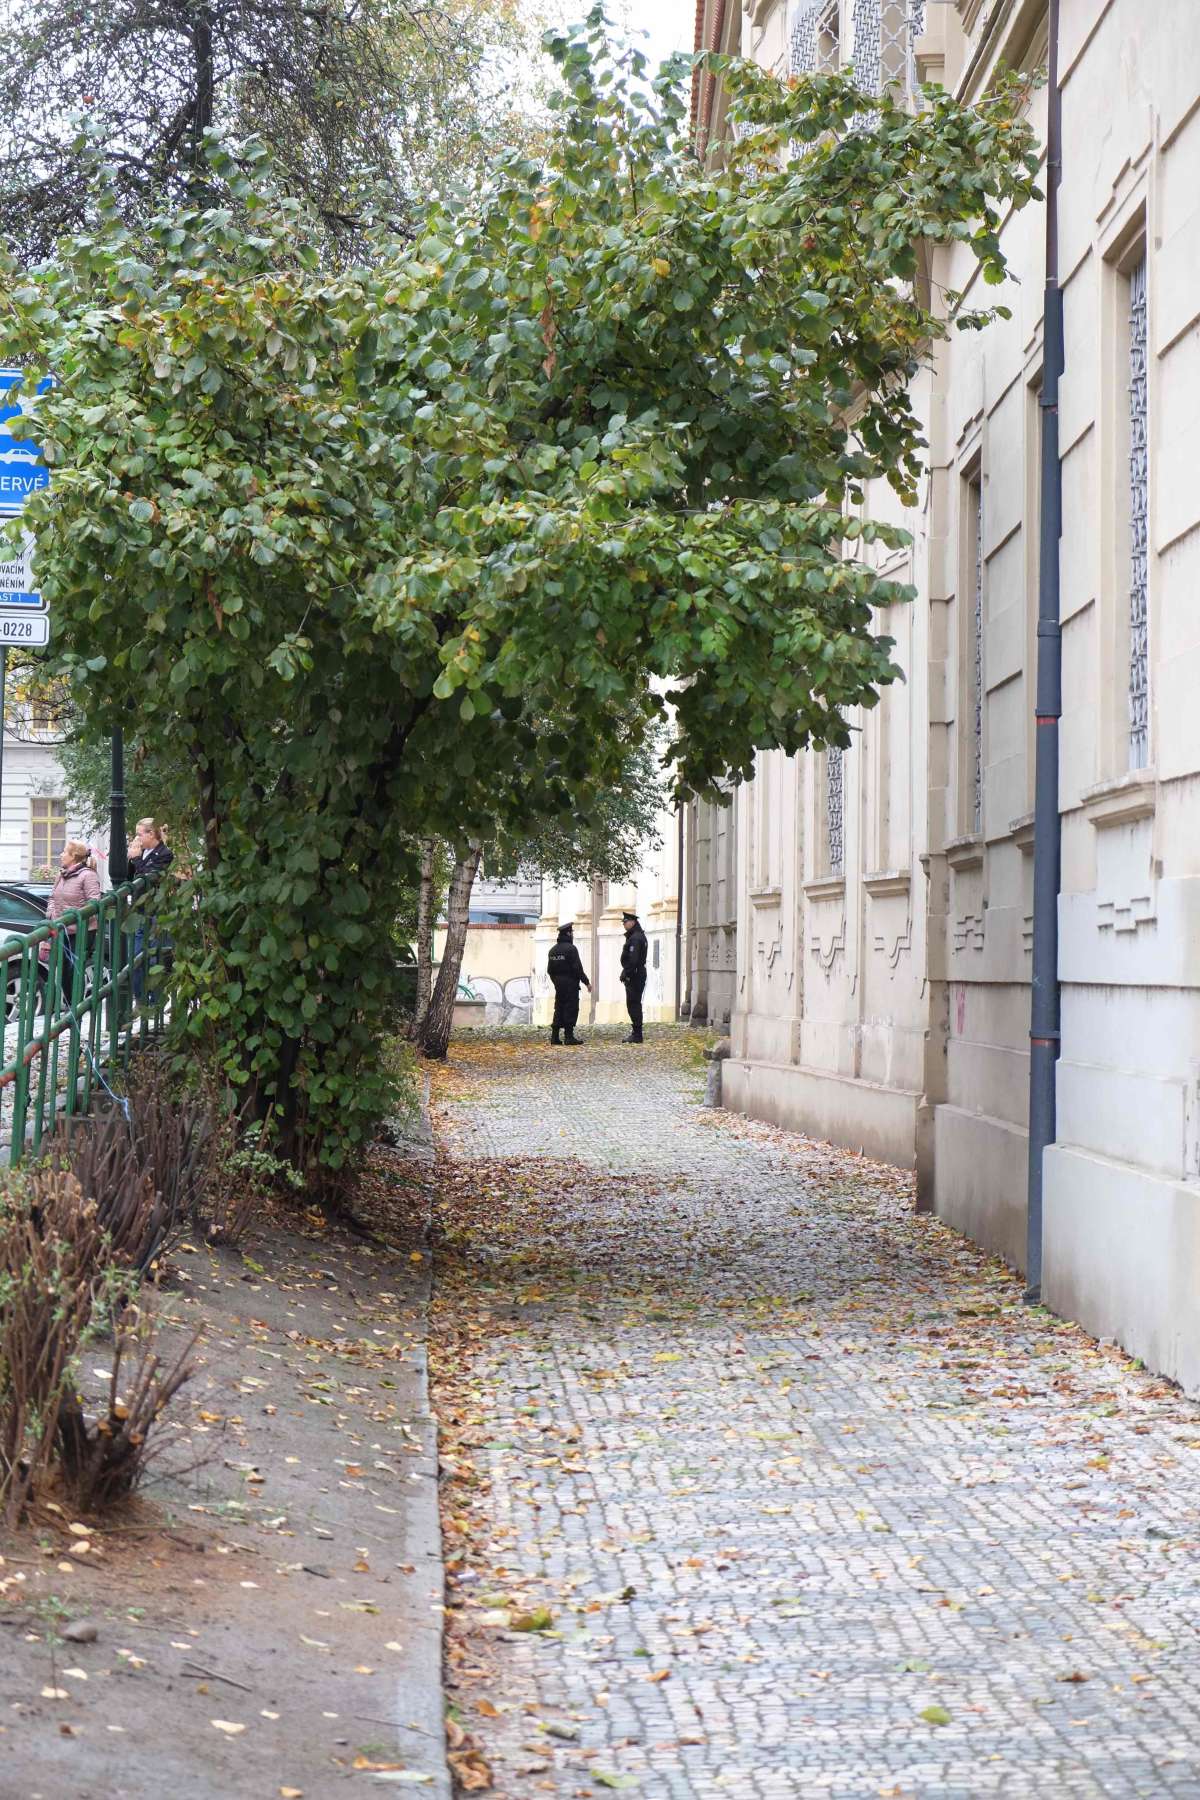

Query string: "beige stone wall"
[[696, 0, 1200, 1389], [434, 924, 534, 993]]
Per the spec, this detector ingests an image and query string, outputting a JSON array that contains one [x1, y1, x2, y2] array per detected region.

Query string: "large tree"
[[0, 0, 543, 261], [0, 17, 1038, 1175]]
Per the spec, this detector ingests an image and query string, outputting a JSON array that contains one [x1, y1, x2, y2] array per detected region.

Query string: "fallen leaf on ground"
[[510, 1607, 553, 1632], [211, 1720, 246, 1735]]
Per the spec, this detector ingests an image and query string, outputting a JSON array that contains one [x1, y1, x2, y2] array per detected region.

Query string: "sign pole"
[[109, 729, 126, 886], [0, 647, 7, 848]]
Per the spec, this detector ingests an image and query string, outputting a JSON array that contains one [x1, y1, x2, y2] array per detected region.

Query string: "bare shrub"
[[0, 1163, 197, 1523], [47, 1107, 179, 1279], [124, 1055, 213, 1234], [56, 1303, 196, 1511], [0, 1170, 103, 1524]]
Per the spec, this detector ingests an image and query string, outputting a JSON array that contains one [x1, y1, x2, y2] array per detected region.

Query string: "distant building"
[[0, 708, 93, 880]]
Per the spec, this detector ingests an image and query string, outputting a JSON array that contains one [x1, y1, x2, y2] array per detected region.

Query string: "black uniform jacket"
[[547, 941, 589, 988], [620, 924, 648, 984]]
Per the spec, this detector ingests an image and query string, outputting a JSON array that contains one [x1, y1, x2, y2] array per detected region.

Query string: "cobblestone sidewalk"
[[431, 1030, 1200, 1800]]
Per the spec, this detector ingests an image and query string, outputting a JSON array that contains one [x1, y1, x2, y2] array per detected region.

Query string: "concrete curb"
[[389, 1070, 451, 1798]]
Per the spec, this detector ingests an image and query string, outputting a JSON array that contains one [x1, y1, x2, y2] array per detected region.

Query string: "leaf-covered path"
[[429, 1029, 1200, 1799]]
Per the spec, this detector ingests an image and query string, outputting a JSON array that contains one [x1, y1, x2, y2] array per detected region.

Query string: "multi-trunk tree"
[[0, 0, 543, 263], [0, 15, 1039, 1176]]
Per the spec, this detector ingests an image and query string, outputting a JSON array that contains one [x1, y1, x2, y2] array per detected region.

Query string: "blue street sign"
[[0, 368, 51, 515], [0, 535, 41, 608]]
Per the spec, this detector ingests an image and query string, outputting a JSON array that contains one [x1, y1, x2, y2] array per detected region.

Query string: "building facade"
[[0, 714, 92, 881], [532, 802, 683, 1032], [693, 0, 1200, 1391]]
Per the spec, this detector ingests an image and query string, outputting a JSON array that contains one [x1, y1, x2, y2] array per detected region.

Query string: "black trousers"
[[551, 981, 581, 1037], [624, 973, 646, 1038]]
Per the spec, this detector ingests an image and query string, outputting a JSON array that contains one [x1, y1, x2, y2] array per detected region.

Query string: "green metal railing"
[[0, 877, 171, 1164]]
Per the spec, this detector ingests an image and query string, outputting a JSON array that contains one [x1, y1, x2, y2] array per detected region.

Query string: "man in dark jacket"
[[619, 909, 648, 1044], [547, 923, 590, 1045]]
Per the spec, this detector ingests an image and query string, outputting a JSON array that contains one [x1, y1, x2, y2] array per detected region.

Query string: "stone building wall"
[[693, 0, 1200, 1390]]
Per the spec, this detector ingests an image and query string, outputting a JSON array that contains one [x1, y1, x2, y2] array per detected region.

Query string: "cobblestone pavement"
[[430, 1029, 1200, 1800]]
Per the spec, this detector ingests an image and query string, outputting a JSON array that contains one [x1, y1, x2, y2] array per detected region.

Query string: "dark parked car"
[[0, 881, 51, 912], [0, 884, 51, 1023]]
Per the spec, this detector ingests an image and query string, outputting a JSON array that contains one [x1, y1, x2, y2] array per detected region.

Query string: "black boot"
[[564, 1032, 583, 1045], [551, 1032, 561, 1045], [622, 1032, 643, 1044]]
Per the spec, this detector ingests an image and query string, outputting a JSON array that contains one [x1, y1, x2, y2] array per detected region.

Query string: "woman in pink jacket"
[[42, 839, 102, 991]]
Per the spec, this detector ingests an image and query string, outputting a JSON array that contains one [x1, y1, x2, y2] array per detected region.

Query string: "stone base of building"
[[933, 1105, 1028, 1273], [722, 1058, 921, 1170], [1044, 1144, 1200, 1397]]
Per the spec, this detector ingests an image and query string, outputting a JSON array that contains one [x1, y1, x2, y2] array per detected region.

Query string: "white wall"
[[0, 732, 95, 881]]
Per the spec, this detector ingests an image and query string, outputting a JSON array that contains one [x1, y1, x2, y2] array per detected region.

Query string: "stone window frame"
[[954, 453, 986, 842], [1095, 192, 1152, 788], [859, 522, 912, 879]]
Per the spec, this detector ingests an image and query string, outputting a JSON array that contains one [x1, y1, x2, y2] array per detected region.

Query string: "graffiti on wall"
[[465, 974, 533, 1026]]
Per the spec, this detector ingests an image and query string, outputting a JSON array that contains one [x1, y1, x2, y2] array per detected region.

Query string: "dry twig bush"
[[55, 1302, 196, 1512], [124, 1055, 213, 1241], [46, 1106, 181, 1280], [0, 1161, 197, 1525], [0, 1169, 104, 1525]]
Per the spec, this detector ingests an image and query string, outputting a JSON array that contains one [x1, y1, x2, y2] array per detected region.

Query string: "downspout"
[[1025, 0, 1062, 1302], [674, 800, 685, 1021]]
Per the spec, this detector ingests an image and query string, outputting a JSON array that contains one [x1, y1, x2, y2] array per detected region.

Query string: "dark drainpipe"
[[674, 800, 686, 1021], [1025, 0, 1063, 1302]]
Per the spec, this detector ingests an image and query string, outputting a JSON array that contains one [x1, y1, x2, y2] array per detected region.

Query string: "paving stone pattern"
[[435, 1031, 1200, 1798]]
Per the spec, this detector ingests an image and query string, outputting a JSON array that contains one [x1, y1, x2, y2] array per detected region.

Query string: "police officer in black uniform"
[[619, 909, 648, 1043], [547, 923, 590, 1045]]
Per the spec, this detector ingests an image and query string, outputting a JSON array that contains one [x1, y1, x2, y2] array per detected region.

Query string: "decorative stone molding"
[[864, 868, 911, 898], [952, 910, 986, 952], [873, 916, 913, 969], [749, 886, 784, 907], [944, 833, 985, 872], [810, 915, 847, 972], [1080, 767, 1157, 830], [1096, 891, 1156, 935], [1009, 811, 1035, 855], [803, 875, 846, 902]]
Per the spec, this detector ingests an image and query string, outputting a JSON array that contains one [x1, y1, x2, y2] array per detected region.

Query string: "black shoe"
[[622, 1033, 643, 1044], [551, 1034, 561, 1045], [564, 1034, 583, 1045]]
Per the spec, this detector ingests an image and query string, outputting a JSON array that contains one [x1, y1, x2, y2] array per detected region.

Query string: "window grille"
[[970, 479, 984, 832], [791, 0, 840, 75], [826, 746, 845, 876], [1127, 255, 1149, 769], [849, 0, 925, 99], [30, 797, 66, 873]]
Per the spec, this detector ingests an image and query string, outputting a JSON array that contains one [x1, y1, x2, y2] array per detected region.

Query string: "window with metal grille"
[[1127, 255, 1149, 769], [791, 0, 840, 75], [826, 746, 845, 876], [851, 0, 925, 97], [30, 796, 67, 872], [969, 477, 984, 833]]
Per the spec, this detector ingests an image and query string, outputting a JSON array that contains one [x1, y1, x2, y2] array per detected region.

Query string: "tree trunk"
[[417, 844, 481, 1061], [413, 836, 436, 1030], [191, 6, 215, 175]]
